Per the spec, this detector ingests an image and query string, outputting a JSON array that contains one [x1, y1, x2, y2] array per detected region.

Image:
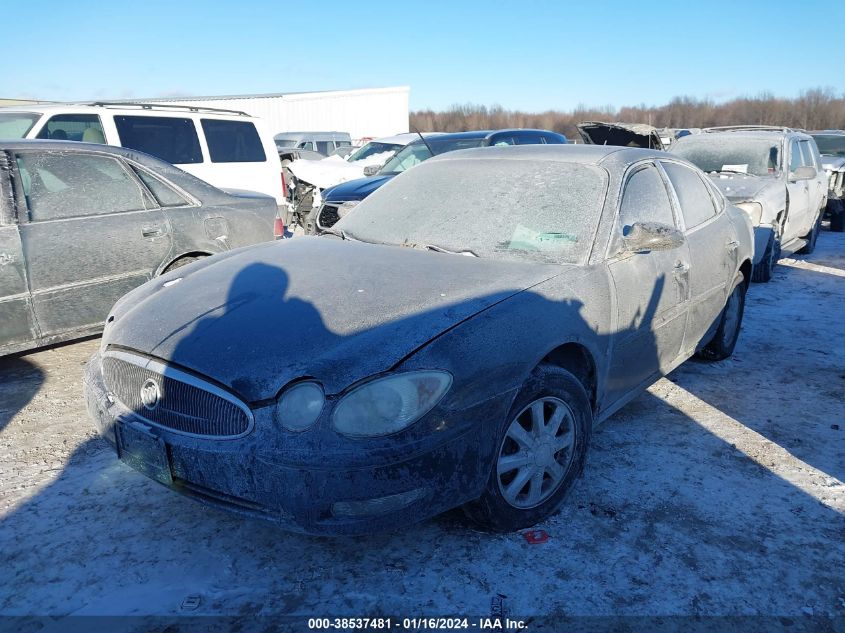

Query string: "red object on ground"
[[523, 529, 549, 544]]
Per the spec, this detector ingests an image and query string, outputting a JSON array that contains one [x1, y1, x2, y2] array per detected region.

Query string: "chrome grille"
[[102, 350, 253, 439], [318, 204, 340, 229]]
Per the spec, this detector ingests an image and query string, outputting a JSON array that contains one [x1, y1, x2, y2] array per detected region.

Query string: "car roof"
[[407, 129, 561, 144], [427, 143, 664, 165], [0, 102, 256, 120], [697, 129, 813, 141]]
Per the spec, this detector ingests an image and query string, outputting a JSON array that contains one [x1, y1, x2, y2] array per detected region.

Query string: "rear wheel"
[[697, 278, 747, 361], [463, 365, 591, 532], [829, 201, 844, 232]]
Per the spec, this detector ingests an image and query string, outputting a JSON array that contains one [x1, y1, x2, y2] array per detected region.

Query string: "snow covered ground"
[[0, 229, 843, 626]]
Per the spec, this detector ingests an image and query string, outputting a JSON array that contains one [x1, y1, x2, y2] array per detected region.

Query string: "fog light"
[[331, 488, 428, 518]]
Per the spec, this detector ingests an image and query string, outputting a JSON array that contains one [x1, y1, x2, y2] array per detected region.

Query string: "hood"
[[706, 173, 782, 202], [577, 121, 665, 150], [820, 156, 845, 172], [103, 238, 562, 402], [322, 174, 396, 202], [288, 151, 396, 190]]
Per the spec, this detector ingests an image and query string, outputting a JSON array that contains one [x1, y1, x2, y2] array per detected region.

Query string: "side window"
[[133, 167, 189, 207], [16, 152, 148, 222], [114, 115, 203, 165], [799, 141, 816, 169], [662, 162, 717, 230], [316, 141, 331, 155], [299, 141, 314, 151], [35, 114, 105, 143], [614, 164, 675, 252], [789, 140, 802, 173], [200, 119, 266, 163], [491, 135, 517, 146]]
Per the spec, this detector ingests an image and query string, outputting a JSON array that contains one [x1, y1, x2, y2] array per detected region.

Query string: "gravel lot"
[[1, 230, 843, 626]]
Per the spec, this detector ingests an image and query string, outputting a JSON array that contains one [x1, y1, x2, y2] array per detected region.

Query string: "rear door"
[[605, 162, 690, 405], [660, 160, 735, 355], [0, 152, 35, 351], [13, 149, 172, 338]]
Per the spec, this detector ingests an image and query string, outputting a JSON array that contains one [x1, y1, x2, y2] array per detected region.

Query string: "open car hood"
[[577, 121, 665, 150]]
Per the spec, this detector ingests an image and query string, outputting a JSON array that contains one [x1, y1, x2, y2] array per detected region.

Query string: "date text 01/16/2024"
[[307, 617, 527, 630]]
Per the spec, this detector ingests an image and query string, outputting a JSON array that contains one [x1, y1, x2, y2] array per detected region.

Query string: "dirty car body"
[[0, 140, 279, 356], [84, 145, 753, 536], [670, 128, 827, 281]]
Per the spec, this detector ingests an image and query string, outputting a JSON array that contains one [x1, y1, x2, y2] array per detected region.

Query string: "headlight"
[[332, 371, 452, 438], [735, 202, 763, 226], [337, 200, 360, 218], [275, 381, 325, 432]]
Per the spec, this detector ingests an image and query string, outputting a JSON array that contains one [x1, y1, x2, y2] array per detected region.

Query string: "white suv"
[[0, 102, 285, 206]]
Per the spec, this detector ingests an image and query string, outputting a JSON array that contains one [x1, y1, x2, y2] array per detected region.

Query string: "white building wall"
[[143, 87, 409, 141]]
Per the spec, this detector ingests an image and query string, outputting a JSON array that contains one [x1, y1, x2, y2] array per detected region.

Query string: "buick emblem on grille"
[[140, 378, 161, 411]]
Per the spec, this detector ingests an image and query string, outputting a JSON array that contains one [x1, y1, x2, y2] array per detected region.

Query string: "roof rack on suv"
[[703, 125, 795, 133], [84, 101, 251, 117]]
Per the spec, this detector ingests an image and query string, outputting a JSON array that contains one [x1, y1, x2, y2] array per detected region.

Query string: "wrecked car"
[[84, 144, 753, 536], [0, 140, 282, 356], [808, 130, 845, 232], [577, 121, 666, 149], [670, 127, 827, 282], [311, 129, 567, 233], [286, 133, 430, 228]]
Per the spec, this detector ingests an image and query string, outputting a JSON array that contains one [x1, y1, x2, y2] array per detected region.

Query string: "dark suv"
[[308, 129, 566, 233]]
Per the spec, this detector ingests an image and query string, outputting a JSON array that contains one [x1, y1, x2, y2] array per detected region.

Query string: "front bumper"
[[83, 352, 508, 536]]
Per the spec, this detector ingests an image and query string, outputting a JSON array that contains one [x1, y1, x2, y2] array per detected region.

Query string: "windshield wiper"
[[716, 169, 756, 176], [423, 244, 478, 257], [321, 227, 362, 242]]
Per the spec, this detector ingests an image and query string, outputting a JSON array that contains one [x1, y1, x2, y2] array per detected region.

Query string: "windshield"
[[670, 136, 781, 176], [381, 137, 487, 174], [811, 134, 845, 157], [347, 142, 403, 163], [337, 158, 607, 264], [0, 112, 41, 138]]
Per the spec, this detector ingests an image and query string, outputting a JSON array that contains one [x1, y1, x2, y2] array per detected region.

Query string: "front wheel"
[[798, 213, 821, 255], [697, 278, 747, 361], [463, 365, 592, 532], [751, 230, 780, 283]]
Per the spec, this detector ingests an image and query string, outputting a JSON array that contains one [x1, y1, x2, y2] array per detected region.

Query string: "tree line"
[[410, 89, 845, 139]]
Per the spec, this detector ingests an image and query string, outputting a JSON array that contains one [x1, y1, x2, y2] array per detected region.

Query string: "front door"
[[783, 139, 812, 243], [14, 150, 172, 339], [606, 163, 690, 405]]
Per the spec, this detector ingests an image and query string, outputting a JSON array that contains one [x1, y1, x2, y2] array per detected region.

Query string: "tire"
[[798, 214, 821, 255], [696, 277, 747, 361], [830, 203, 845, 233], [751, 229, 780, 283], [463, 365, 592, 532], [163, 255, 204, 273]]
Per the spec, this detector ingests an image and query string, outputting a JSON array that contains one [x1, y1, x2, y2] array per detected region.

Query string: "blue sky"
[[5, 0, 842, 111]]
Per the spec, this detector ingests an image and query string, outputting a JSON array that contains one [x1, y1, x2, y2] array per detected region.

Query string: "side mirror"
[[789, 165, 816, 181], [363, 165, 380, 177], [622, 222, 685, 254]]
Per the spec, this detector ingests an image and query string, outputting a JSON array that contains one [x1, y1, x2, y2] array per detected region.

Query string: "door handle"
[[673, 261, 690, 274], [0, 253, 13, 266], [726, 239, 739, 251], [142, 225, 164, 238]]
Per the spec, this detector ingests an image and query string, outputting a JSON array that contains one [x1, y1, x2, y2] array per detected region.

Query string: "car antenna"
[[411, 124, 437, 157]]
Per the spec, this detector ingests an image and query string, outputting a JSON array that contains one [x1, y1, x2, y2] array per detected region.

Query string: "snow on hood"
[[706, 173, 781, 202], [820, 156, 845, 172], [102, 238, 562, 402], [288, 151, 396, 189]]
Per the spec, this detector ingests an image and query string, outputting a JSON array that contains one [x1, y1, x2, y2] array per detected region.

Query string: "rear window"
[[201, 119, 266, 163], [0, 113, 40, 138], [114, 115, 203, 164]]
